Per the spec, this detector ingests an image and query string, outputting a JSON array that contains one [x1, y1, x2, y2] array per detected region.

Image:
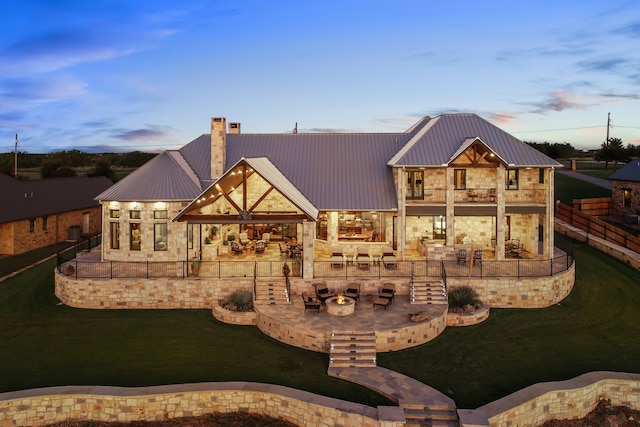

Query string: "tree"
[[88, 159, 116, 182], [525, 141, 575, 159], [52, 166, 77, 177], [595, 137, 626, 169]]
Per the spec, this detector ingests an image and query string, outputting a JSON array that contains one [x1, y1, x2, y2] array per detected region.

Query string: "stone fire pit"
[[326, 295, 355, 316]]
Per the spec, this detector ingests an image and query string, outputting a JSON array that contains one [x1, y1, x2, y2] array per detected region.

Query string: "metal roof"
[[609, 160, 640, 182], [0, 175, 112, 224], [95, 151, 202, 201], [388, 114, 563, 168]]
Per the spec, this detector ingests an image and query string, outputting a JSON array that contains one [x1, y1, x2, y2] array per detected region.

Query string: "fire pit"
[[326, 294, 356, 316]]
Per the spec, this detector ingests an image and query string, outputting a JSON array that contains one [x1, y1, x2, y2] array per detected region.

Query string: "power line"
[[511, 125, 604, 134]]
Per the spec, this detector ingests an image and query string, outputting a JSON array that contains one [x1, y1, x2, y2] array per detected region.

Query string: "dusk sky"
[[1, 0, 639, 154]]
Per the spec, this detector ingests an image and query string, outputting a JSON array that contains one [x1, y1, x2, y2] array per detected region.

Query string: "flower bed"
[[211, 302, 257, 325], [446, 304, 489, 326]]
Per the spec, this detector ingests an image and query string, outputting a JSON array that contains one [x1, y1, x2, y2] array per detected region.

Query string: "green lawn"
[[0, 259, 390, 407], [554, 173, 611, 205], [1, 243, 639, 409]]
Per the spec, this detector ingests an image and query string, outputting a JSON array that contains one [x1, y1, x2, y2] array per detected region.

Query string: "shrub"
[[225, 290, 253, 312], [448, 285, 481, 309]]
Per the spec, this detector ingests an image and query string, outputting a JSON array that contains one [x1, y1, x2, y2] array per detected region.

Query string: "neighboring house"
[[95, 113, 561, 274], [609, 159, 640, 218], [0, 175, 113, 255]]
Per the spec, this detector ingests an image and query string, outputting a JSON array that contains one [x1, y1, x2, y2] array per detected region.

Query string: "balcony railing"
[[58, 253, 572, 280]]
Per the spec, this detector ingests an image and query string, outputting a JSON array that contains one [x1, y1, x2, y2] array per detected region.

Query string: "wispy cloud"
[[530, 91, 589, 114], [577, 58, 628, 72], [113, 125, 174, 141]]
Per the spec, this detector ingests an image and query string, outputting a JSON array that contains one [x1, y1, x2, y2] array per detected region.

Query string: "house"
[[95, 113, 562, 276], [609, 159, 640, 220], [0, 175, 113, 255]]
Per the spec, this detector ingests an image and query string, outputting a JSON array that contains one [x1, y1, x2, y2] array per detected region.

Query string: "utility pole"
[[14, 134, 18, 178], [606, 112, 611, 145]]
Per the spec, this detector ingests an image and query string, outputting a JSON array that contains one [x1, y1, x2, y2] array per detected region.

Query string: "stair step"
[[328, 359, 377, 368], [403, 408, 458, 421]]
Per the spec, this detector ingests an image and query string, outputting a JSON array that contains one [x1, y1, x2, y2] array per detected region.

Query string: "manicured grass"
[[378, 243, 640, 408], [577, 170, 615, 180], [0, 242, 74, 277], [0, 259, 390, 407], [2, 244, 640, 410], [554, 173, 611, 205]]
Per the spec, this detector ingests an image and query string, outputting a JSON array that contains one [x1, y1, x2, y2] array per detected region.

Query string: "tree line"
[[0, 150, 156, 181], [525, 139, 640, 167]]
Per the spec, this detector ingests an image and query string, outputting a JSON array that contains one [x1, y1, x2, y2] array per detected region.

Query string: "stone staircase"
[[328, 331, 377, 368], [401, 402, 459, 427], [253, 280, 290, 305], [411, 280, 447, 305]]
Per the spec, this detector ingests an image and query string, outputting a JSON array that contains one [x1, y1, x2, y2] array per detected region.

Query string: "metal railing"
[[313, 253, 573, 279]]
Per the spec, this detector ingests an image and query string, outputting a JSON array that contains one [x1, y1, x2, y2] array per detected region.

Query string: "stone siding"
[[0, 383, 400, 427], [459, 372, 640, 427], [611, 179, 640, 216]]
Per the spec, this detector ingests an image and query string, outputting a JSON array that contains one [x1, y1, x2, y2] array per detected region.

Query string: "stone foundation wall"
[[447, 261, 575, 308], [446, 305, 490, 327], [459, 372, 640, 427], [0, 383, 401, 427]]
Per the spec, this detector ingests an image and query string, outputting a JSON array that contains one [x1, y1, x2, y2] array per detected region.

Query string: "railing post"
[[110, 261, 113, 279], [146, 261, 149, 279]]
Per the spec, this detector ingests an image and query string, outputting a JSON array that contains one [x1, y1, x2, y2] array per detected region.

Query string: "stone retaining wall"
[[0, 383, 404, 427], [211, 304, 257, 325], [458, 371, 640, 427], [447, 261, 575, 308], [446, 305, 490, 327]]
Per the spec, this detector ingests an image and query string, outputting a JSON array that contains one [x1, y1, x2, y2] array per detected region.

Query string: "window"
[[405, 171, 424, 199], [433, 215, 446, 239], [130, 223, 141, 251], [454, 169, 466, 190], [110, 222, 120, 249], [338, 211, 384, 242], [188, 224, 194, 249], [539, 168, 545, 184], [623, 189, 632, 208], [130, 210, 141, 219], [154, 223, 168, 251], [42, 216, 48, 230], [506, 169, 519, 190], [29, 219, 35, 233], [110, 209, 120, 219], [154, 210, 168, 219]]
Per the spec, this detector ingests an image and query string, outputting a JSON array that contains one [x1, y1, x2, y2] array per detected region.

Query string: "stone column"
[[302, 220, 315, 278], [445, 168, 455, 246], [495, 166, 506, 260]]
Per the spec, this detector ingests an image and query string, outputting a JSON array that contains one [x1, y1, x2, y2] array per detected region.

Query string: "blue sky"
[[1, 0, 639, 153]]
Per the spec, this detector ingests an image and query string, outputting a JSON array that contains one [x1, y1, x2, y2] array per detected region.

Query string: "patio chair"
[[255, 240, 265, 254], [356, 246, 372, 269], [313, 283, 334, 305], [238, 232, 250, 245], [511, 243, 524, 258], [279, 243, 289, 258], [473, 249, 483, 265], [330, 245, 344, 268], [230, 241, 245, 254], [381, 245, 397, 269], [344, 282, 360, 301], [456, 249, 468, 265], [378, 283, 395, 304], [302, 292, 320, 313], [261, 232, 270, 245]]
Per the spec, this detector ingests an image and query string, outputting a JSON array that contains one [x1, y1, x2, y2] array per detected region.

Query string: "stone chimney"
[[211, 117, 226, 180], [229, 122, 241, 134]]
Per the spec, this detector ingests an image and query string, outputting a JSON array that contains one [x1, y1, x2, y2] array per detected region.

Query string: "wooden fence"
[[557, 202, 640, 253], [573, 197, 612, 216]]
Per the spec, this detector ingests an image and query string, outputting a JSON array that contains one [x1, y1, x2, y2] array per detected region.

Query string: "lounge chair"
[[238, 232, 250, 245], [344, 282, 360, 301], [231, 241, 245, 254], [378, 283, 395, 304], [473, 249, 483, 265], [279, 243, 289, 258], [356, 246, 372, 269], [381, 245, 397, 269], [302, 292, 320, 313], [330, 245, 344, 268], [261, 232, 270, 245], [255, 240, 265, 254], [313, 283, 334, 305]]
